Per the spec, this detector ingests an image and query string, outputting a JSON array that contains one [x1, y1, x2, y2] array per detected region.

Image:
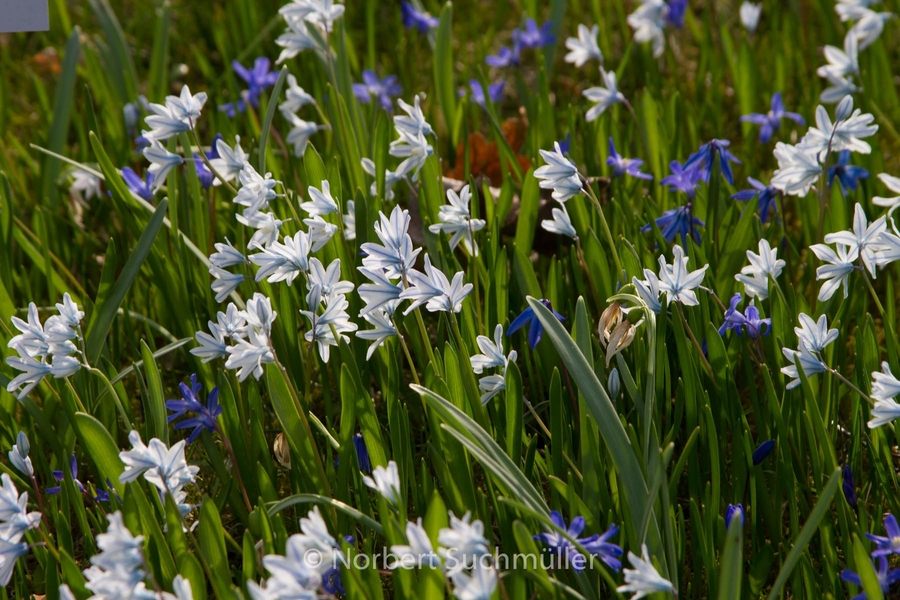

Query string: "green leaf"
[[766, 467, 841, 600], [198, 498, 232, 600], [73, 412, 125, 496], [258, 66, 288, 174], [139, 341, 168, 444], [718, 513, 744, 600], [851, 534, 884, 600], [85, 198, 168, 365], [433, 3, 457, 146], [40, 27, 80, 206], [268, 493, 383, 534]]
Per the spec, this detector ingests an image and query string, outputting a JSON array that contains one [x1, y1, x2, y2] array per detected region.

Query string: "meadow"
[[1, 0, 900, 598]]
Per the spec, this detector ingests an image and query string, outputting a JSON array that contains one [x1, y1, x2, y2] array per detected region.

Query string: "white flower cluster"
[[535, 142, 580, 239], [735, 239, 786, 300], [6, 293, 84, 399], [781, 313, 839, 389], [280, 73, 323, 158], [633, 245, 709, 310], [79, 511, 193, 600], [390, 511, 498, 600], [276, 0, 345, 64], [469, 324, 518, 404], [429, 184, 486, 256], [389, 95, 435, 182], [0, 473, 41, 585], [119, 430, 199, 515], [248, 506, 347, 599]]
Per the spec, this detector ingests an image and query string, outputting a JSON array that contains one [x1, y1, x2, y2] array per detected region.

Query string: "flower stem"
[[190, 127, 238, 195], [394, 317, 421, 386], [582, 183, 624, 279], [214, 423, 253, 512]]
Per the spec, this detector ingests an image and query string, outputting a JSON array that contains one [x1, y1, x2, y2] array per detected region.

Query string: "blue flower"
[[867, 514, 900, 558], [486, 44, 520, 68], [353, 70, 403, 111], [740, 93, 805, 143], [46, 454, 84, 495], [166, 374, 222, 443], [219, 57, 280, 117], [842, 465, 858, 509], [731, 177, 779, 224], [533, 511, 622, 573], [725, 504, 744, 529], [641, 203, 705, 246], [828, 150, 870, 196], [508, 299, 565, 349], [607, 137, 653, 180], [463, 79, 505, 107], [684, 139, 741, 185], [717, 293, 771, 338], [400, 1, 438, 32], [121, 167, 154, 201], [660, 160, 702, 198], [518, 18, 555, 48], [841, 556, 900, 600], [322, 565, 345, 595], [666, 0, 689, 28], [752, 439, 775, 465], [557, 133, 571, 155], [354, 433, 372, 474]]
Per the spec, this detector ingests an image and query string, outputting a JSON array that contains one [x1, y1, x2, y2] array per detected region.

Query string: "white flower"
[[794, 313, 839, 353], [69, 169, 102, 200], [451, 562, 498, 600], [583, 68, 626, 121], [478, 373, 508, 405], [849, 9, 893, 49], [470, 325, 510, 374], [534, 142, 583, 202], [564, 24, 603, 67], [208, 136, 249, 185], [285, 112, 320, 158], [357, 309, 397, 360], [81, 511, 147, 595], [429, 185, 486, 254], [55, 293, 84, 329], [275, 16, 318, 64], [627, 0, 668, 57], [400, 255, 473, 314], [142, 103, 190, 141], [118, 431, 198, 494], [234, 163, 278, 218], [143, 141, 183, 191], [0, 474, 40, 537], [245, 293, 278, 334], [343, 199, 357, 240], [438, 512, 490, 575], [217, 303, 248, 337], [361, 206, 422, 279], [226, 328, 275, 381], [250, 231, 311, 285], [735, 238, 785, 300], [874, 173, 900, 216], [657, 245, 709, 306], [358, 267, 404, 316], [802, 96, 878, 156], [362, 460, 401, 505], [771, 142, 822, 197], [390, 129, 434, 182], [9, 303, 49, 358], [300, 288, 358, 362], [740, 2, 762, 32], [394, 95, 433, 138], [307, 258, 354, 299], [304, 216, 338, 251], [541, 205, 577, 238], [809, 242, 859, 301], [191, 321, 228, 363], [237, 212, 285, 250], [875, 231, 900, 267], [869, 362, 900, 428], [836, 0, 879, 21], [817, 34, 859, 81], [5, 354, 51, 399], [781, 344, 828, 389], [361, 157, 401, 200], [820, 73, 861, 105], [209, 238, 246, 269], [280, 73, 316, 115], [209, 265, 244, 303], [390, 519, 441, 569], [616, 544, 676, 599], [0, 535, 29, 587], [164, 84, 207, 125], [823, 202, 886, 276], [633, 269, 663, 313], [303, 0, 344, 32], [8, 433, 32, 478], [302, 181, 339, 216]]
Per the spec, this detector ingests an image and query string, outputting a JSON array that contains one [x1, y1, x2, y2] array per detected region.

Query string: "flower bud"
[[608, 368, 621, 399]]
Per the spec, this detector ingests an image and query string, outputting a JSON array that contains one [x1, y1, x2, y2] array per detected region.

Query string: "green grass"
[[1, 0, 900, 598]]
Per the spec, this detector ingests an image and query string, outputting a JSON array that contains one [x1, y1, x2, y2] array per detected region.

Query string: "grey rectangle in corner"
[[0, 0, 49, 33]]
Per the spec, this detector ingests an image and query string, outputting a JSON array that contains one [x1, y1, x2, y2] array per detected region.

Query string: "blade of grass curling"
[[527, 296, 667, 565], [40, 28, 80, 208], [267, 493, 383, 535], [433, 3, 457, 148], [766, 467, 841, 600], [258, 66, 288, 174], [139, 341, 168, 444]]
